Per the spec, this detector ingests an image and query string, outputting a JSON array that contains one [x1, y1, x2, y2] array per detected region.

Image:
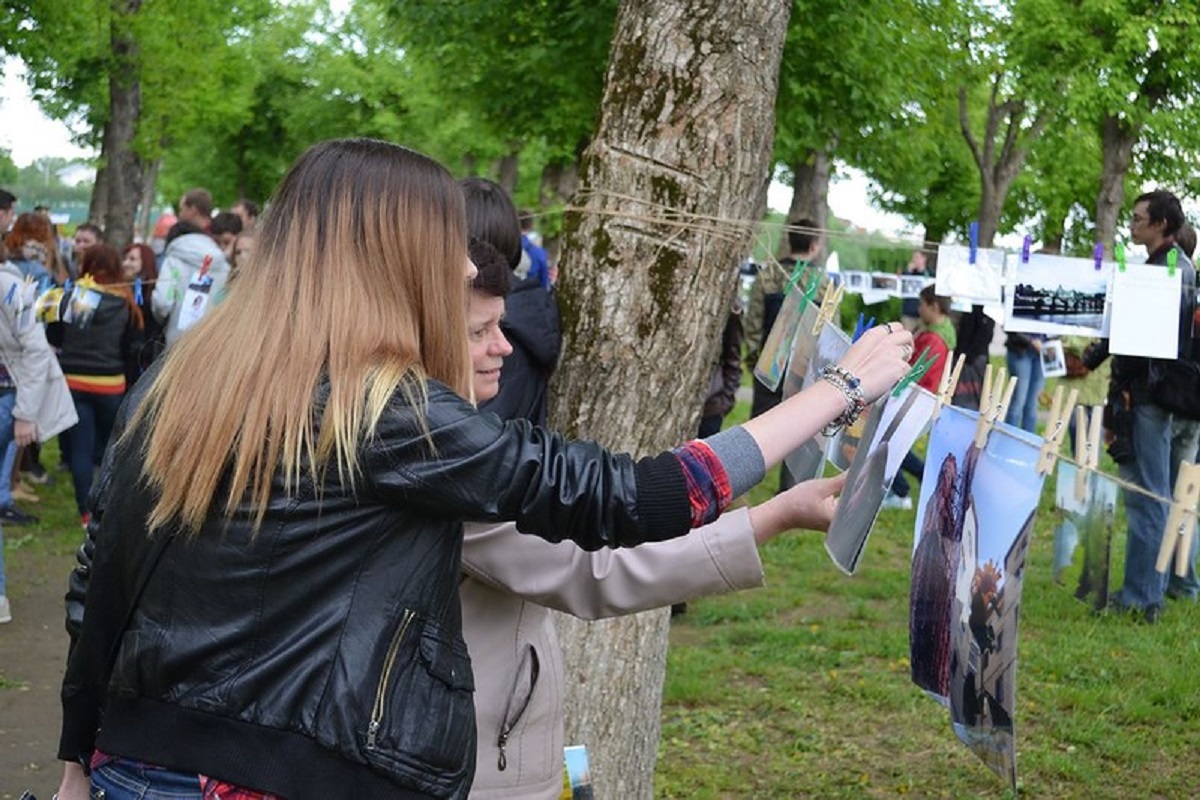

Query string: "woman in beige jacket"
[[461, 241, 844, 798]]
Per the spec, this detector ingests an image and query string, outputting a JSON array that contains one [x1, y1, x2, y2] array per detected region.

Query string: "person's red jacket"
[[912, 328, 951, 392]]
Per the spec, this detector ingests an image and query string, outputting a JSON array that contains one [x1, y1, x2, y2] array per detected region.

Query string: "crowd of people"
[[0, 143, 1195, 799]]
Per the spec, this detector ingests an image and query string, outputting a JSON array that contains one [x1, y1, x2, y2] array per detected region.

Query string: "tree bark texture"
[[549, 1, 790, 797], [1096, 114, 1137, 258], [786, 148, 831, 240], [96, 0, 146, 251], [497, 150, 520, 196]]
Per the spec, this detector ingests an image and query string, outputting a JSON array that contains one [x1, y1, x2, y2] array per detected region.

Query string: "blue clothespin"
[[64, 278, 73, 294], [1021, 235, 1032, 264], [852, 313, 876, 342], [4, 284, 15, 306], [893, 347, 938, 396], [1116, 243, 1127, 273], [968, 222, 979, 265], [1093, 243, 1104, 271], [134, 277, 143, 305]]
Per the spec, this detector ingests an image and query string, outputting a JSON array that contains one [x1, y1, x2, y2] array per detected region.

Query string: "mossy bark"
[[549, 1, 791, 797]]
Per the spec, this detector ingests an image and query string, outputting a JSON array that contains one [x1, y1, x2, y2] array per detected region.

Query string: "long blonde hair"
[[132, 139, 473, 535]]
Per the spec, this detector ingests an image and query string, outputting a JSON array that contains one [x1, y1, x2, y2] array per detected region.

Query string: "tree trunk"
[[921, 222, 946, 272], [976, 174, 1002, 248], [549, 1, 790, 797], [136, 156, 162, 242], [1096, 113, 1137, 257], [787, 149, 830, 235], [97, 0, 146, 251], [496, 150, 519, 196], [89, 160, 110, 227]]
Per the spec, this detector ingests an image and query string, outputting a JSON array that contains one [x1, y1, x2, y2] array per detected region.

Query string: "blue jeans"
[[92, 757, 203, 798], [1005, 348, 1044, 433], [0, 391, 16, 598], [65, 389, 125, 515], [1116, 403, 1174, 610], [1167, 417, 1200, 599]]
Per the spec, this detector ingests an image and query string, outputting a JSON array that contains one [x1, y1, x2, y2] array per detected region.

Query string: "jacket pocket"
[[496, 644, 540, 771], [362, 614, 476, 779]]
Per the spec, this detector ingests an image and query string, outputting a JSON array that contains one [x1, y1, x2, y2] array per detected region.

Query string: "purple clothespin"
[[968, 222, 979, 265], [1022, 235, 1032, 264], [1093, 243, 1104, 271]]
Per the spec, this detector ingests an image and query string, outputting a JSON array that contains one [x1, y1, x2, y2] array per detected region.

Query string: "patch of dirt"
[[0, 544, 75, 799]]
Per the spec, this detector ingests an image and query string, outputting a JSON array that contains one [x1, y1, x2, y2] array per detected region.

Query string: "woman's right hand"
[[835, 322, 914, 403], [56, 762, 90, 800]]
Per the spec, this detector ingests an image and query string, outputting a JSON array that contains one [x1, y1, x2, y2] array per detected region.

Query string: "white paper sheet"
[[936, 244, 1005, 304], [1107, 263, 1183, 359]]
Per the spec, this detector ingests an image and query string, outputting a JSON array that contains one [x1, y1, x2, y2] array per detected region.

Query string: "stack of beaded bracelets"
[[818, 363, 867, 436]]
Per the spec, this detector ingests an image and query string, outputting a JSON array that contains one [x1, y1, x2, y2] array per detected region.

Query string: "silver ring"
[[884, 322, 895, 334]]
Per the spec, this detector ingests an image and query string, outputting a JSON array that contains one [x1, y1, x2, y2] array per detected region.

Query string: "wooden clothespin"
[[811, 280, 844, 335], [972, 364, 1016, 448], [1156, 461, 1200, 577], [1073, 406, 1103, 503], [1035, 385, 1079, 475], [932, 353, 966, 421]]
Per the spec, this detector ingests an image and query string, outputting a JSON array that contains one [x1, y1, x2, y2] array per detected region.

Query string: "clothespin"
[[134, 277, 143, 306], [1035, 385, 1079, 475], [200, 254, 213, 279], [1021, 235, 1032, 264], [931, 353, 966, 421], [1073, 406, 1103, 503], [973, 364, 1016, 448], [968, 222, 979, 265], [892, 347, 937, 396], [852, 312, 875, 342], [4, 283, 14, 306], [1115, 243, 1126, 273], [782, 259, 809, 296], [64, 278, 72, 294], [1156, 461, 1200, 577], [1167, 248, 1178, 277], [811, 281, 844, 336], [1093, 243, 1104, 271]]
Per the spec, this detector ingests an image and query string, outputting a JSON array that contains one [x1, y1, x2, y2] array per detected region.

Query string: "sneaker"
[[22, 464, 52, 485], [0, 505, 38, 525], [881, 493, 913, 511], [0, 595, 11, 624]]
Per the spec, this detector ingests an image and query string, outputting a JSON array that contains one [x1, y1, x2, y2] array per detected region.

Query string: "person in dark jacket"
[[460, 177, 561, 426], [49, 244, 143, 524], [121, 243, 164, 385], [54, 139, 915, 800]]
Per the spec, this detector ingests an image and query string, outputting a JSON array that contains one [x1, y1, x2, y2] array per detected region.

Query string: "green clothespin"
[[783, 259, 811, 296], [1168, 248, 1178, 277], [1116, 243, 1126, 272], [892, 347, 938, 396]]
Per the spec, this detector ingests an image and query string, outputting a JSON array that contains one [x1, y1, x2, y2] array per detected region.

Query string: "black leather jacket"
[[60, 378, 690, 799]]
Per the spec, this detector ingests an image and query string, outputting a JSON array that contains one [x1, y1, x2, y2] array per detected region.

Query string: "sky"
[[0, 53, 914, 237]]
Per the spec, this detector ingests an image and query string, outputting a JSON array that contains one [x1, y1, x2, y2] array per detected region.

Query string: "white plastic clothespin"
[[1073, 406, 1103, 504], [973, 364, 1017, 449], [1156, 462, 1200, 578], [1035, 385, 1079, 475], [811, 281, 844, 336], [932, 353, 966, 421]]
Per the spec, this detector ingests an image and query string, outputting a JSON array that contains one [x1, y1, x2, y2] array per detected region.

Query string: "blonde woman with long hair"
[[56, 138, 913, 800]]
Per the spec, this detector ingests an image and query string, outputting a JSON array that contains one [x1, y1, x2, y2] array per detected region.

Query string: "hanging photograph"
[[870, 273, 901, 295], [783, 321, 851, 482], [900, 274, 933, 298], [1003, 253, 1112, 337], [935, 244, 1005, 304], [910, 409, 1045, 791], [840, 271, 870, 292], [825, 386, 937, 574], [753, 276, 816, 392], [1040, 339, 1067, 378], [1108, 262, 1186, 359], [1053, 462, 1118, 612], [779, 302, 822, 400]]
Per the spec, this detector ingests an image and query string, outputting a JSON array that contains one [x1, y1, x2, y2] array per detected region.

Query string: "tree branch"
[[958, 86, 984, 171]]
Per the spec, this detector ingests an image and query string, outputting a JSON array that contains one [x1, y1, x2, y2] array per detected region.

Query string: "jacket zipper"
[[366, 608, 417, 750], [497, 645, 540, 771]]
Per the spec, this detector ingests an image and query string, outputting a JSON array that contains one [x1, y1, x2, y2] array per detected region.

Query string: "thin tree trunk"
[[97, 0, 146, 251], [1096, 113, 1137, 258], [787, 148, 831, 237], [550, 1, 790, 797], [496, 150, 519, 197], [922, 222, 946, 272], [136, 156, 162, 242], [89, 160, 110, 227], [538, 158, 581, 263]]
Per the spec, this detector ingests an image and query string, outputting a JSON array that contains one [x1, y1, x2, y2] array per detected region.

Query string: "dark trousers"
[[889, 451, 926, 499], [65, 389, 125, 514]]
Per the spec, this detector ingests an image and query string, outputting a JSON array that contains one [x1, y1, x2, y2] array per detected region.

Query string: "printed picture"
[[1108, 262, 1186, 359], [900, 274, 933, 299], [870, 272, 901, 295], [1040, 339, 1067, 379], [1003, 253, 1112, 337], [825, 386, 937, 574], [840, 271, 870, 292], [910, 409, 1045, 790], [935, 244, 1005, 304], [754, 281, 814, 392], [779, 302, 822, 401], [562, 745, 594, 800], [1053, 462, 1118, 613], [783, 321, 850, 483]]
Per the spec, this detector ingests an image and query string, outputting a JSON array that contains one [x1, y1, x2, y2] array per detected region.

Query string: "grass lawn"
[[658, 389, 1200, 799]]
